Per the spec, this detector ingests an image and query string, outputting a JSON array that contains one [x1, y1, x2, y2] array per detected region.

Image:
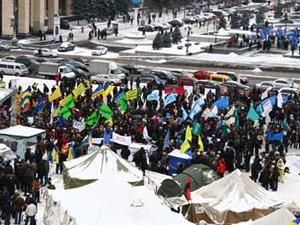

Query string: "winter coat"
[[277, 158, 285, 170], [13, 196, 25, 211], [32, 179, 40, 192]]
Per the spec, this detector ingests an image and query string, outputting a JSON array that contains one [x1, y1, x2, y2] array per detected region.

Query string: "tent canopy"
[[0, 143, 16, 162], [157, 164, 218, 198], [63, 146, 143, 188], [0, 88, 15, 105], [44, 174, 194, 225], [189, 169, 283, 224], [0, 125, 45, 139]]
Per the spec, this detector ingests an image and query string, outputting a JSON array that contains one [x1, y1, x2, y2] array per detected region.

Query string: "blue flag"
[[189, 97, 205, 120], [103, 128, 112, 145], [115, 91, 125, 102], [147, 91, 160, 101], [163, 129, 170, 150], [247, 103, 260, 122], [32, 98, 45, 115], [213, 96, 229, 110], [266, 131, 284, 142], [164, 93, 177, 107]]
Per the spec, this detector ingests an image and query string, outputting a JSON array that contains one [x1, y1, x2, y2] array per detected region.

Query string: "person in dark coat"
[[133, 147, 148, 175], [269, 164, 279, 191], [251, 156, 262, 182]]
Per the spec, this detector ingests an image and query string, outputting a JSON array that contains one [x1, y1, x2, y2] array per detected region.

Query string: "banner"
[[126, 89, 138, 100], [72, 83, 86, 98], [49, 87, 62, 102], [147, 90, 159, 101], [164, 93, 177, 107], [73, 120, 86, 132], [262, 100, 272, 117], [112, 132, 132, 146]]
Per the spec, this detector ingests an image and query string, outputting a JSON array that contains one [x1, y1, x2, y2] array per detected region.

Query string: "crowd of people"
[[0, 74, 299, 224]]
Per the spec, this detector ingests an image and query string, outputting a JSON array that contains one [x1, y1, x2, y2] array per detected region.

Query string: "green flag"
[[85, 111, 99, 127], [65, 95, 75, 109], [62, 110, 72, 120], [58, 106, 71, 120], [247, 104, 260, 122], [119, 96, 128, 112], [192, 121, 202, 136], [99, 104, 113, 120]]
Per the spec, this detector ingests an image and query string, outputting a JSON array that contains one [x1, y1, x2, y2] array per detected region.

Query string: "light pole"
[[11, 0, 18, 45]]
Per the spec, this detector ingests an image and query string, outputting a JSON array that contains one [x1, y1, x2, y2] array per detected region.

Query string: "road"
[[1, 49, 299, 85]]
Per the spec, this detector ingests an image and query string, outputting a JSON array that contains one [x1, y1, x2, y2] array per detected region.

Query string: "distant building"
[[0, 0, 72, 38]]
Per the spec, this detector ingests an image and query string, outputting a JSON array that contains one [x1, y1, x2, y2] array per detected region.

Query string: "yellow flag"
[[67, 148, 73, 161], [52, 149, 59, 164], [125, 89, 138, 100], [102, 85, 114, 97], [180, 139, 191, 154], [198, 135, 204, 152], [72, 83, 86, 98], [185, 125, 192, 142], [49, 87, 62, 102]]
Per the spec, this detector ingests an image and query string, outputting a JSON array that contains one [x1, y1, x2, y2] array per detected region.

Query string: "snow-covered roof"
[[0, 125, 45, 139], [0, 88, 14, 105]]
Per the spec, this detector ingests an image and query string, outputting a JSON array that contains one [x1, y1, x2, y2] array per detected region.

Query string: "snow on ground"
[[3, 75, 56, 90], [53, 47, 119, 59]]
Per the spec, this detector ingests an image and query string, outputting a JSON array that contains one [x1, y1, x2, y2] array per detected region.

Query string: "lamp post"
[[11, 0, 18, 45]]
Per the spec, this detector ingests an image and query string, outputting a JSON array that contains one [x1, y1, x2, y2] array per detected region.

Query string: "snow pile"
[[253, 68, 263, 72]]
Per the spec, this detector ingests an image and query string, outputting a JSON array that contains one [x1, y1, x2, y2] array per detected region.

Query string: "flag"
[[180, 139, 191, 154], [261, 89, 269, 100], [277, 92, 283, 108], [182, 107, 188, 121], [209, 105, 218, 118], [125, 88, 138, 100], [143, 126, 151, 141], [198, 135, 204, 152], [80, 134, 91, 147], [85, 111, 99, 127], [72, 83, 86, 98], [247, 103, 260, 122], [19, 88, 32, 108], [92, 85, 104, 100], [32, 98, 45, 115], [60, 94, 75, 108], [165, 86, 174, 94], [67, 142, 75, 160], [115, 91, 125, 102], [282, 118, 289, 131], [261, 100, 273, 117], [164, 93, 177, 107], [189, 97, 205, 120], [176, 85, 185, 95], [146, 90, 160, 101], [102, 84, 114, 97], [163, 129, 170, 150], [201, 108, 211, 120], [49, 86, 62, 102], [103, 128, 112, 145], [185, 125, 192, 142], [192, 122, 202, 136], [50, 102, 54, 125], [213, 96, 229, 110], [99, 104, 113, 120], [118, 96, 128, 112]]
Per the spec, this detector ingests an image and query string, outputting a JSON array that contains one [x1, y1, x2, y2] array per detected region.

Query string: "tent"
[[0, 88, 15, 105], [43, 174, 195, 225], [217, 28, 230, 36], [0, 143, 16, 162], [0, 125, 45, 158], [157, 164, 218, 198], [167, 149, 192, 175], [63, 146, 143, 189], [184, 169, 283, 224], [236, 207, 295, 225]]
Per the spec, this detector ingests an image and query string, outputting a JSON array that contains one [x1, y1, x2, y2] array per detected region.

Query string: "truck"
[[89, 60, 125, 79], [38, 62, 76, 79]]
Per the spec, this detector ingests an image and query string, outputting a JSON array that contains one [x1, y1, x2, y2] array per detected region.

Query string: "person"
[[251, 156, 262, 182], [32, 177, 41, 204], [13, 192, 26, 225], [47, 178, 56, 190], [81, 25, 84, 33], [269, 164, 279, 191], [25, 201, 37, 225], [97, 29, 101, 40], [216, 158, 226, 177], [277, 158, 285, 183], [209, 44, 213, 53]]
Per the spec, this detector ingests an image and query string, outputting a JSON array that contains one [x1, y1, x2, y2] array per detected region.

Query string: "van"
[[209, 74, 230, 83], [0, 61, 28, 76]]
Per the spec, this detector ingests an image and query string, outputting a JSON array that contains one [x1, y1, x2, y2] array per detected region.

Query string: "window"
[[0, 64, 7, 68], [7, 65, 14, 69], [16, 66, 20, 70]]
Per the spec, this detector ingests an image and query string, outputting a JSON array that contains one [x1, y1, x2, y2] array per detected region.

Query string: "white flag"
[[277, 93, 283, 108], [50, 102, 54, 125], [261, 89, 268, 100]]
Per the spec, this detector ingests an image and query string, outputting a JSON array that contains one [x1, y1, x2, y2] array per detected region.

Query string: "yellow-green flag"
[[198, 135, 204, 152], [125, 89, 138, 100], [72, 83, 86, 98], [185, 125, 192, 142], [180, 139, 191, 154]]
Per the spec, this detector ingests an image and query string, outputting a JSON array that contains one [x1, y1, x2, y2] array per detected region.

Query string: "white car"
[[91, 46, 108, 56], [273, 78, 298, 89], [90, 74, 122, 84], [278, 87, 298, 96], [1, 55, 16, 62], [33, 48, 58, 58], [256, 81, 274, 89]]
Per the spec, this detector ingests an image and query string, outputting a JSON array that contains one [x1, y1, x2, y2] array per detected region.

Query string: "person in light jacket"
[[25, 201, 37, 225]]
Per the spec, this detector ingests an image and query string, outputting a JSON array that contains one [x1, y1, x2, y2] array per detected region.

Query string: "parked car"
[[154, 23, 170, 31], [168, 19, 183, 27], [150, 70, 177, 84], [220, 80, 250, 90], [182, 17, 197, 24], [57, 59, 89, 72], [216, 71, 248, 84], [138, 25, 155, 32], [15, 55, 40, 74], [256, 81, 274, 90], [194, 80, 219, 91], [120, 65, 143, 75], [278, 87, 298, 96], [177, 75, 197, 86], [273, 78, 299, 89], [0, 44, 11, 51], [91, 46, 108, 56], [1, 55, 16, 62], [0, 61, 28, 76], [64, 63, 87, 78], [90, 74, 122, 84], [58, 42, 75, 52], [209, 74, 230, 83], [33, 48, 57, 58], [137, 74, 166, 86], [193, 70, 211, 80], [72, 57, 89, 66]]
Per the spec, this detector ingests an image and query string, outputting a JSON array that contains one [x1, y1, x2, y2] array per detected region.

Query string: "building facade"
[[0, 0, 72, 38]]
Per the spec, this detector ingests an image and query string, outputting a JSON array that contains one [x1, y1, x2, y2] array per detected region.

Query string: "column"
[[1, 0, 14, 37], [65, 0, 72, 16], [32, 0, 45, 32], [48, 0, 59, 32], [18, 0, 30, 36]]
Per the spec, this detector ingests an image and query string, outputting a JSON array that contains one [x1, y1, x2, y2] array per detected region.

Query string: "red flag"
[[184, 177, 191, 201], [176, 85, 185, 95], [165, 86, 174, 94]]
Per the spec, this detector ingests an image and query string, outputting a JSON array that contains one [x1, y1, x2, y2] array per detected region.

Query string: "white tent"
[[217, 28, 230, 36], [235, 207, 295, 225], [63, 146, 143, 188], [187, 169, 283, 224], [0, 88, 15, 105], [0, 143, 16, 162], [44, 174, 194, 225], [0, 125, 45, 158]]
